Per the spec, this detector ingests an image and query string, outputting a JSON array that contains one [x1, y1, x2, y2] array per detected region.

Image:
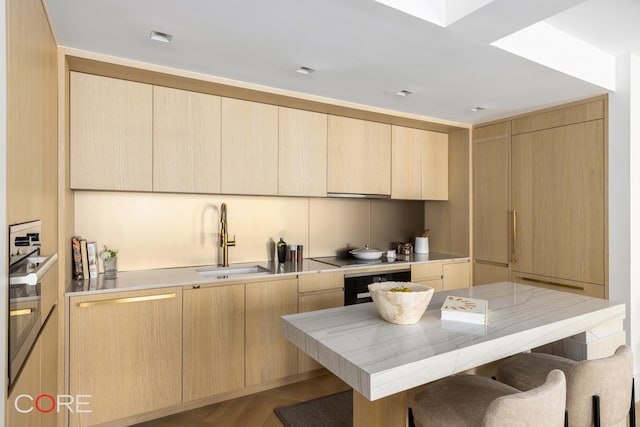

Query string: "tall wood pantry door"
[[511, 120, 605, 285]]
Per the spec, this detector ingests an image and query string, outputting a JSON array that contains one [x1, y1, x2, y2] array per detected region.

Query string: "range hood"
[[327, 192, 390, 199]]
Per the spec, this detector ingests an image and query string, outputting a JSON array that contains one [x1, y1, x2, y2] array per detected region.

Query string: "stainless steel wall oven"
[[8, 220, 57, 389]]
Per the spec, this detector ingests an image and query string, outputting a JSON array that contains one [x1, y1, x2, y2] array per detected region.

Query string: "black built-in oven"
[[344, 268, 411, 305]]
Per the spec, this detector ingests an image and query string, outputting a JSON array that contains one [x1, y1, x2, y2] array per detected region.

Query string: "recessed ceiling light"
[[150, 30, 173, 43], [470, 107, 485, 112], [296, 66, 315, 75], [396, 90, 412, 97]]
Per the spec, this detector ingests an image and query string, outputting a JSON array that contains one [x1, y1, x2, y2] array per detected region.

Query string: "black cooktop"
[[311, 256, 408, 268]]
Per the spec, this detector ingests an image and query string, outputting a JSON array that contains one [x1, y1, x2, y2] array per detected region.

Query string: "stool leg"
[[631, 378, 636, 427], [593, 395, 601, 427], [564, 410, 568, 427]]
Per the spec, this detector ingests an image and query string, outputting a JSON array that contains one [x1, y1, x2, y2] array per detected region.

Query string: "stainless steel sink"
[[196, 264, 271, 278]]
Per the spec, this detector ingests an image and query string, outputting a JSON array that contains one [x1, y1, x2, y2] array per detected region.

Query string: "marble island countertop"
[[281, 282, 626, 402], [66, 252, 468, 296]]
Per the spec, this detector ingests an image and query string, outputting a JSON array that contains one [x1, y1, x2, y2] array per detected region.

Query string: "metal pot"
[[350, 245, 383, 260]]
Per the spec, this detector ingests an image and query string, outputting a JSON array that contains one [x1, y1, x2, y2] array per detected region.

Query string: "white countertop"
[[280, 282, 626, 401], [66, 252, 469, 296]]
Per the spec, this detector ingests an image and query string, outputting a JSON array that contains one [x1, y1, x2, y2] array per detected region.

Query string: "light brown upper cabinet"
[[472, 121, 511, 284], [511, 119, 605, 285], [221, 98, 278, 195], [153, 86, 221, 193], [327, 116, 391, 196], [278, 107, 328, 197], [70, 72, 153, 191], [391, 126, 448, 200]]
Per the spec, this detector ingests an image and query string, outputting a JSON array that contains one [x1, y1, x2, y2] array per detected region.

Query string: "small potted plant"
[[100, 245, 118, 279]]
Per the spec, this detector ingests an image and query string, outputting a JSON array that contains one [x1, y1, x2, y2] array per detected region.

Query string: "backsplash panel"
[[75, 191, 425, 272]]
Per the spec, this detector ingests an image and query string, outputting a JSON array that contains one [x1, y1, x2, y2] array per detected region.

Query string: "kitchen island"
[[281, 282, 626, 427]]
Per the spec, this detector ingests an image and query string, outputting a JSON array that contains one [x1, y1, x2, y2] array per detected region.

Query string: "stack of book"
[[71, 237, 98, 280], [440, 295, 488, 325]]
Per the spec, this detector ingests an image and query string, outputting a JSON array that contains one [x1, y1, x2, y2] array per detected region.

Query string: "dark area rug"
[[274, 390, 352, 427]]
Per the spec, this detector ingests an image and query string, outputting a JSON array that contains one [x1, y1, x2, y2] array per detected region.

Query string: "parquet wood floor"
[[135, 377, 639, 426], [134, 372, 350, 427]]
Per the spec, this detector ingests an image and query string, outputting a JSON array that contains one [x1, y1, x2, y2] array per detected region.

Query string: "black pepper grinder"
[[277, 237, 287, 263]]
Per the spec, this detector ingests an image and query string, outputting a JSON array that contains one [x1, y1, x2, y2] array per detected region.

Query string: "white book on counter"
[[440, 295, 488, 325]]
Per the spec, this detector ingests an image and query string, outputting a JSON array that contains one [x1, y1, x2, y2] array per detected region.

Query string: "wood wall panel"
[[6, 0, 58, 248], [511, 99, 604, 135], [473, 121, 510, 264], [425, 128, 469, 256]]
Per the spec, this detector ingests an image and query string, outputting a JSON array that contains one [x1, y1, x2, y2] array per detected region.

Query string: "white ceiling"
[[44, 0, 640, 124]]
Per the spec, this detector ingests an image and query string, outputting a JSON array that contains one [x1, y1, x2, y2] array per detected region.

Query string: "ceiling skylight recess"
[[492, 22, 616, 90], [373, 0, 496, 27]]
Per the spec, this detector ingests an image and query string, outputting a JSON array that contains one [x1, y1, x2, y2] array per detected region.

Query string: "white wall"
[[608, 52, 640, 394], [0, 0, 8, 416], [630, 53, 640, 395]]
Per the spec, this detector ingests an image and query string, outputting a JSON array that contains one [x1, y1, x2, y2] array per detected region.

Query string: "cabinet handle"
[[10, 308, 34, 317], [78, 293, 176, 308], [519, 277, 583, 291], [511, 210, 517, 264]]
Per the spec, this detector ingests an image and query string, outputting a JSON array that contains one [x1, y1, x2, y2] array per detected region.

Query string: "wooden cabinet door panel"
[[279, 107, 328, 197], [392, 125, 448, 200], [421, 131, 448, 200], [473, 122, 510, 264], [473, 262, 510, 286], [298, 290, 343, 372], [153, 86, 221, 193], [327, 116, 391, 195], [70, 72, 152, 191], [511, 120, 605, 284], [298, 270, 344, 293], [391, 126, 422, 199], [183, 283, 245, 401], [7, 328, 42, 427], [511, 272, 605, 299], [443, 262, 470, 290], [69, 288, 182, 426], [246, 279, 298, 386], [411, 262, 442, 282], [221, 98, 278, 195]]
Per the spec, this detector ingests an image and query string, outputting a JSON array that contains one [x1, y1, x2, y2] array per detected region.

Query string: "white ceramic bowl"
[[368, 282, 434, 325]]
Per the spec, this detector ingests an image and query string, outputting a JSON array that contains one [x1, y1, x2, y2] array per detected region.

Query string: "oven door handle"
[[356, 292, 371, 300], [10, 253, 57, 286]]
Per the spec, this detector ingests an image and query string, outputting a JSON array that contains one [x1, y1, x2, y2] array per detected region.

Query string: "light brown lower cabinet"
[[411, 262, 444, 291], [245, 278, 299, 386], [473, 261, 510, 285], [68, 288, 182, 427], [411, 260, 470, 291], [297, 271, 344, 373], [183, 283, 245, 402], [298, 290, 343, 373], [443, 261, 471, 291], [7, 309, 58, 427], [511, 272, 605, 299]]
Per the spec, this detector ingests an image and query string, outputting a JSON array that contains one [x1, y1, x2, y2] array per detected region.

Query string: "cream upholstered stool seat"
[[410, 369, 566, 427], [495, 345, 634, 427]]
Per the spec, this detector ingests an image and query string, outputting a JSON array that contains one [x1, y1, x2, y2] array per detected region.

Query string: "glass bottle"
[[277, 237, 287, 263]]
